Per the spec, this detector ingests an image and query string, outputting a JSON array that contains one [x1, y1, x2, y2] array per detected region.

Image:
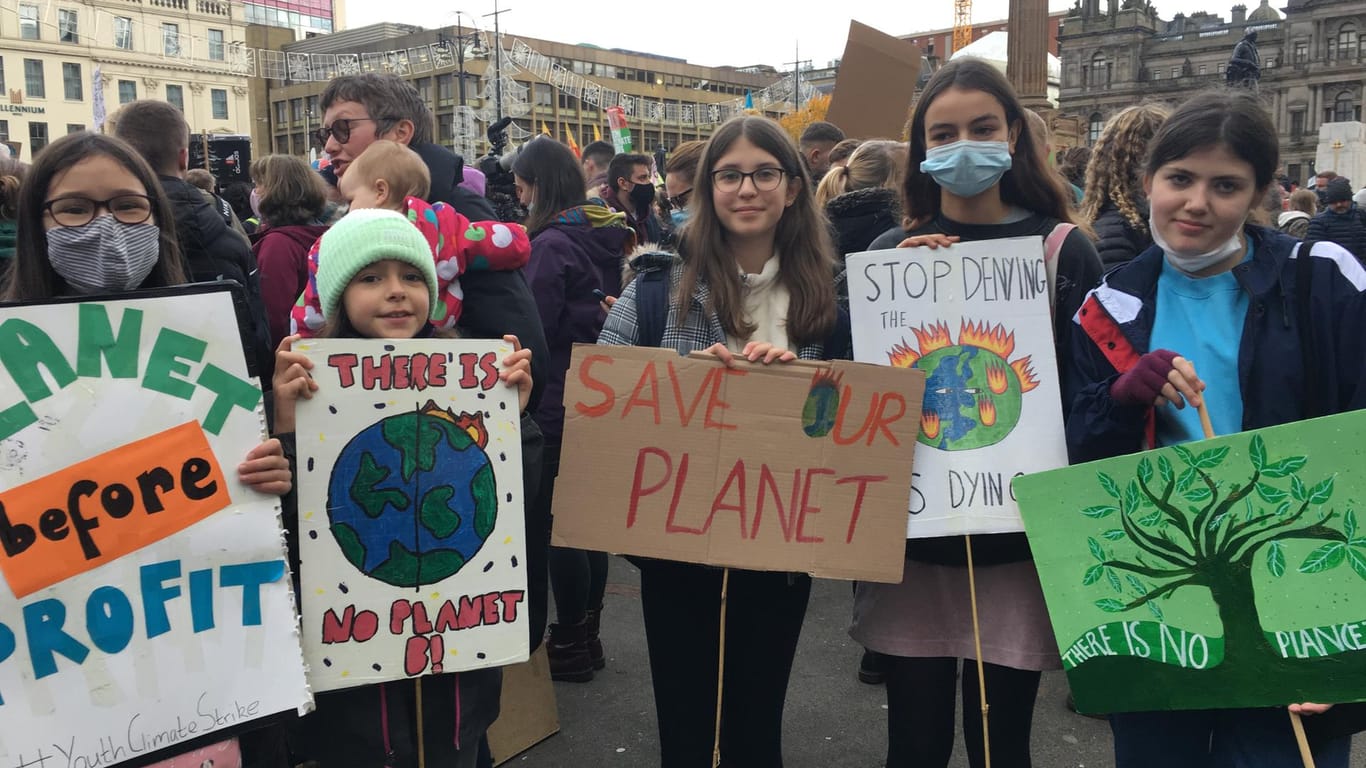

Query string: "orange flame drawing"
[[1010, 357, 1040, 393], [978, 396, 997, 427], [921, 409, 941, 440], [810, 367, 844, 390], [986, 362, 1010, 394], [911, 321, 954, 355], [959, 320, 1016, 358], [888, 340, 920, 368], [421, 400, 489, 448]]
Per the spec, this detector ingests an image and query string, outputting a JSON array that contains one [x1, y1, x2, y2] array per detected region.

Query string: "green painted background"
[[1013, 410, 1366, 713]]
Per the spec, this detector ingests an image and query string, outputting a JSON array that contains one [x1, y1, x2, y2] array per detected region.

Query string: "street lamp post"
[[484, 0, 510, 121]]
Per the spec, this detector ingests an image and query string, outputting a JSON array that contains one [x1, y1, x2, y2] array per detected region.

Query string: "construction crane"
[[953, 0, 973, 53]]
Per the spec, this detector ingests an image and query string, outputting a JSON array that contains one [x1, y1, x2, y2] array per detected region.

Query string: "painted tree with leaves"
[[1080, 434, 1360, 669]]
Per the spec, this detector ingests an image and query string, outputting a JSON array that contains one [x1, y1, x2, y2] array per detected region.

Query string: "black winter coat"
[[826, 187, 902, 262], [1090, 203, 1152, 270], [1306, 206, 1366, 260], [159, 174, 274, 385]]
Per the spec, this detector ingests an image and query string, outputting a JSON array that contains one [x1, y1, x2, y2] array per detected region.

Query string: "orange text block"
[[0, 421, 231, 597]]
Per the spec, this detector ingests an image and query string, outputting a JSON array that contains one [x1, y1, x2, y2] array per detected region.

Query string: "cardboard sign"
[[0, 287, 311, 768], [825, 20, 923, 140], [487, 646, 559, 765], [846, 238, 1068, 538], [551, 345, 925, 582], [296, 339, 527, 693], [1013, 411, 1366, 713]]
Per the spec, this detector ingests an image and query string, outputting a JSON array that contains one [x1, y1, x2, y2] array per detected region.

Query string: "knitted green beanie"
[[315, 208, 439, 322]]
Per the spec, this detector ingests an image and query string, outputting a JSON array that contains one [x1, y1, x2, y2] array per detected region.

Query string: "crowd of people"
[[2, 57, 1366, 768]]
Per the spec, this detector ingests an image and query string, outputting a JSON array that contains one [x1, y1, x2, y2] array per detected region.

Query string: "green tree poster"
[[1013, 411, 1366, 713]]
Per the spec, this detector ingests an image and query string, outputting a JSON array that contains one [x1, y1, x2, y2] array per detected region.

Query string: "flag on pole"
[[593, 124, 602, 142], [745, 90, 754, 110], [565, 126, 581, 158], [540, 122, 552, 136], [92, 65, 107, 132]]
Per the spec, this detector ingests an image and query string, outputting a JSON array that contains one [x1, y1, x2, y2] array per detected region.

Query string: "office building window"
[[1088, 112, 1104, 144], [0, 58, 5, 93], [66, 123, 83, 134], [115, 17, 133, 50], [20, 4, 40, 40], [162, 23, 180, 56], [1294, 40, 1308, 64], [58, 8, 78, 43], [1291, 110, 1305, 138], [439, 112, 454, 143], [290, 98, 302, 123], [0, 120, 8, 144], [24, 60, 45, 99], [30, 122, 49, 154], [211, 88, 228, 119], [275, 101, 287, 125], [208, 29, 224, 61], [62, 62, 81, 100], [166, 84, 184, 111], [118, 79, 136, 104]]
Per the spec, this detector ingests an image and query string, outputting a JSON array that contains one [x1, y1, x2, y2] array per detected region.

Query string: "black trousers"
[[639, 560, 811, 768], [885, 656, 1040, 768]]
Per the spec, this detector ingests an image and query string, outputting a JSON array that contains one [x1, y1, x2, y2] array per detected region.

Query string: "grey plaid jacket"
[[598, 261, 828, 360]]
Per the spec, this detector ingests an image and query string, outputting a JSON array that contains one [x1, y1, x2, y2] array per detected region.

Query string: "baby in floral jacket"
[[291, 140, 529, 336]]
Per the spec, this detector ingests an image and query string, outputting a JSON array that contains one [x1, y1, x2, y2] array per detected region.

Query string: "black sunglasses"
[[313, 116, 397, 146]]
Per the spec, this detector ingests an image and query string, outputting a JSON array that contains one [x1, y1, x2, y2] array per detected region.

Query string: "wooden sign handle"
[[712, 567, 731, 768], [1288, 710, 1316, 768], [964, 535, 992, 768]]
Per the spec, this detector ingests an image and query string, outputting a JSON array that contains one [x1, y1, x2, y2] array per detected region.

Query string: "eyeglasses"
[[44, 195, 153, 228], [313, 116, 395, 146], [667, 188, 693, 209], [711, 167, 786, 193]]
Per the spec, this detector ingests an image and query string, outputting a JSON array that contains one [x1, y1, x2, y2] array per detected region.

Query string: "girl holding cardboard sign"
[[1064, 89, 1365, 767], [598, 115, 850, 768], [848, 58, 1103, 768]]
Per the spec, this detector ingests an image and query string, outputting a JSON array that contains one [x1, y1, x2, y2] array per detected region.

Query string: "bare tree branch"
[[1101, 559, 1197, 579], [1138, 476, 1197, 550], [1119, 501, 1198, 567], [1121, 573, 1204, 611], [1226, 500, 1325, 562], [1202, 470, 1260, 556], [1234, 522, 1344, 565]]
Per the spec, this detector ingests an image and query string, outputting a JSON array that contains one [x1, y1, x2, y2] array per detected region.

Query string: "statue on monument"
[[1226, 30, 1262, 88]]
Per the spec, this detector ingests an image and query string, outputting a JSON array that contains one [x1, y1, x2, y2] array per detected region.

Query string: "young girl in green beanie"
[[270, 207, 533, 768]]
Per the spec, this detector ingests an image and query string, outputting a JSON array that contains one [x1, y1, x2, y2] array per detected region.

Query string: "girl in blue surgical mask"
[[851, 58, 1102, 768]]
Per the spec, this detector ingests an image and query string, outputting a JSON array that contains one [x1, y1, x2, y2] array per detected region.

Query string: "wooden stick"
[[712, 568, 731, 768], [1196, 400, 1215, 440], [964, 535, 992, 768], [1288, 710, 1317, 768], [416, 677, 426, 768]]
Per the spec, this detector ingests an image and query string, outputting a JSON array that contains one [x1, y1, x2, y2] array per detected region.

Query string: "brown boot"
[[546, 620, 595, 682], [584, 607, 606, 670]]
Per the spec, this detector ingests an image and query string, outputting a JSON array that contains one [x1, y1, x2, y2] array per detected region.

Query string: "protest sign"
[[1013, 411, 1366, 713], [295, 339, 527, 693], [825, 21, 922, 140], [845, 238, 1068, 538], [0, 286, 311, 768], [551, 345, 925, 582]]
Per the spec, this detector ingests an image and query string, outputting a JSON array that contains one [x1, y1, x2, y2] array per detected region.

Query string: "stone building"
[[0, 0, 255, 161], [1058, 0, 1366, 185]]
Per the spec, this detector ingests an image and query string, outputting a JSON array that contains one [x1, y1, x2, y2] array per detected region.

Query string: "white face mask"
[[1149, 214, 1244, 275]]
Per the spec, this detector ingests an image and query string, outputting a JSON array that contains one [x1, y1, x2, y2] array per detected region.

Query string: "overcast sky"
[[345, 0, 1228, 69]]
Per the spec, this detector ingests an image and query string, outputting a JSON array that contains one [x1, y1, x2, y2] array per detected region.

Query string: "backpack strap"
[[1043, 222, 1076, 310], [634, 269, 672, 349], [1296, 239, 1321, 419]]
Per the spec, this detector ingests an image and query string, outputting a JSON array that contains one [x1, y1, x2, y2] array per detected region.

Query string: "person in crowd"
[[1056, 146, 1092, 194], [662, 139, 706, 230], [817, 139, 907, 267], [581, 140, 615, 193], [185, 168, 216, 193], [222, 181, 260, 235], [0, 155, 25, 268], [1355, 183, 1366, 210], [272, 208, 533, 768], [291, 140, 530, 339], [313, 73, 550, 766], [852, 58, 1103, 768], [799, 120, 846, 182], [595, 152, 662, 245], [828, 138, 864, 170], [599, 114, 850, 768], [1314, 170, 1338, 207], [1306, 176, 1366, 260], [186, 167, 249, 235], [249, 154, 332, 350], [1279, 188, 1318, 237], [1065, 86, 1360, 768], [511, 137, 635, 683], [1080, 103, 1170, 270], [111, 100, 274, 385]]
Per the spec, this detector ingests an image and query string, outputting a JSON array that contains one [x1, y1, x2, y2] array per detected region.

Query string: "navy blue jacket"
[[1066, 226, 1366, 465]]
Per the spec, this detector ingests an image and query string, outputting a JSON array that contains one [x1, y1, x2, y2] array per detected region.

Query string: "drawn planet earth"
[[917, 344, 1025, 451], [327, 406, 498, 588]]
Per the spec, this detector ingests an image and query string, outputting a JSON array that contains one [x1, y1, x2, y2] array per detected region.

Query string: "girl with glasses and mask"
[[850, 58, 1102, 768], [598, 115, 850, 768]]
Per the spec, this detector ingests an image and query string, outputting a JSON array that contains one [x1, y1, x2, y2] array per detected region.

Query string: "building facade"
[[262, 23, 786, 160], [1058, 0, 1366, 185], [903, 10, 1068, 60], [0, 0, 253, 161], [242, 0, 342, 40]]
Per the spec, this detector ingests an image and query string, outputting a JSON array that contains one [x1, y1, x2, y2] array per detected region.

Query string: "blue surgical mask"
[[919, 140, 1013, 198], [670, 209, 689, 228]]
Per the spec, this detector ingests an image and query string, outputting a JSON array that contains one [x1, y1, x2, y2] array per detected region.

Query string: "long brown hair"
[[677, 116, 836, 346], [511, 136, 587, 235], [252, 154, 330, 226], [902, 58, 1077, 229], [3, 132, 186, 301], [1080, 103, 1169, 235]]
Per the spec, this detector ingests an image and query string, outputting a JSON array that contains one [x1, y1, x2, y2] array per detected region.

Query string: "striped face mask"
[[47, 215, 161, 294]]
